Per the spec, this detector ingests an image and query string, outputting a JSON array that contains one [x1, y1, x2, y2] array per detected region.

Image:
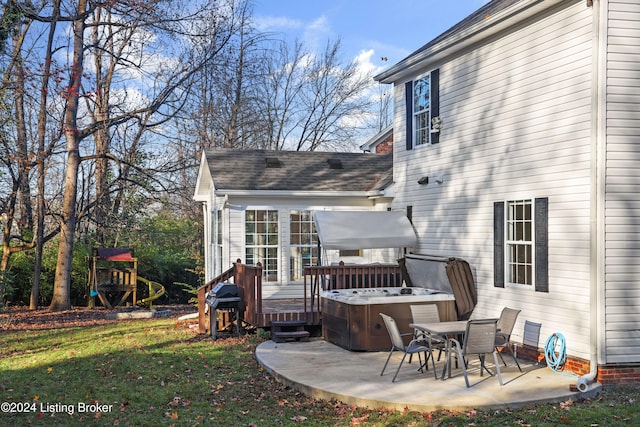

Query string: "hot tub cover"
[[314, 210, 417, 250]]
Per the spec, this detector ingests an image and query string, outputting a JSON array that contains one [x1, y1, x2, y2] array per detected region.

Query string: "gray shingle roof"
[[205, 149, 393, 192]]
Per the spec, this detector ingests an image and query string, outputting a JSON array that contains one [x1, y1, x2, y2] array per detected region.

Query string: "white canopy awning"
[[314, 210, 418, 250]]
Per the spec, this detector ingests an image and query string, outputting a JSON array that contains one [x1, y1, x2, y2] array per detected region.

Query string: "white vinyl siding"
[[604, 0, 640, 363], [392, 1, 593, 359]]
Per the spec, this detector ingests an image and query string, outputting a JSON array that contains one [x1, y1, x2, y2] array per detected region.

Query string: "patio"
[[255, 338, 601, 412]]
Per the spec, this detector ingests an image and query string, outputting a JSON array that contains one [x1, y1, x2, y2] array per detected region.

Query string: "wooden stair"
[[271, 320, 310, 343]]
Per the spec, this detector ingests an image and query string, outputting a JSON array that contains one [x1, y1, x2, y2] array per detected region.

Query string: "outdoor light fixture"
[[431, 116, 442, 133], [418, 176, 429, 185]]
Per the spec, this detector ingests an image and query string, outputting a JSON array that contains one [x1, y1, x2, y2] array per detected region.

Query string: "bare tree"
[[188, 0, 267, 151], [31, 0, 62, 309], [43, 0, 242, 310], [255, 38, 375, 152]]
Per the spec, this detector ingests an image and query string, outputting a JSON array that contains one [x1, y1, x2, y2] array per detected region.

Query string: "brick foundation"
[[511, 345, 640, 385]]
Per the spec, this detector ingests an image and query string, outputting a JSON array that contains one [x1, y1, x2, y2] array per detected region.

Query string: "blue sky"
[[252, 1, 490, 71]]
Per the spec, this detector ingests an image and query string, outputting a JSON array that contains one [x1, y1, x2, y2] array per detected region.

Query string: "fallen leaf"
[[291, 415, 307, 422], [350, 414, 369, 425], [560, 399, 574, 410]]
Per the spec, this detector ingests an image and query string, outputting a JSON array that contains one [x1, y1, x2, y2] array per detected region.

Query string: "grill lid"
[[209, 282, 238, 299], [205, 282, 240, 309]]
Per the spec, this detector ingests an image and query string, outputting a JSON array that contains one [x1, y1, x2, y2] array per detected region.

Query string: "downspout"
[[577, 0, 605, 393]]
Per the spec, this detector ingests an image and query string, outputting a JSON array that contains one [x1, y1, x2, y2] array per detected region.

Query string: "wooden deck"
[[197, 261, 402, 334], [255, 298, 312, 327]]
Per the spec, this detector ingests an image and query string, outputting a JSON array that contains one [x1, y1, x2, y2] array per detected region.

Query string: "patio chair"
[[379, 313, 432, 382], [515, 320, 542, 364], [410, 304, 445, 362], [495, 307, 522, 371], [448, 318, 503, 387]]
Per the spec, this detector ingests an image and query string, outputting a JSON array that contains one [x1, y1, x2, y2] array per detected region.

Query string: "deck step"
[[271, 320, 306, 327], [271, 330, 310, 343], [271, 320, 310, 343]]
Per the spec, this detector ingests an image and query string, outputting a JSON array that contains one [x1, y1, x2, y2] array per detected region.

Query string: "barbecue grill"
[[205, 282, 241, 339]]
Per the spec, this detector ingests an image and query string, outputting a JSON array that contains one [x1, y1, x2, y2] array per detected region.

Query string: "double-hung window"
[[494, 198, 548, 292], [413, 75, 431, 146], [214, 209, 223, 276], [506, 200, 533, 286], [245, 210, 278, 282], [289, 210, 318, 281], [405, 68, 440, 150]]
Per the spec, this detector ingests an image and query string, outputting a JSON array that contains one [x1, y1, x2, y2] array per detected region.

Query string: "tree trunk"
[[31, 0, 60, 310], [49, 0, 87, 312]]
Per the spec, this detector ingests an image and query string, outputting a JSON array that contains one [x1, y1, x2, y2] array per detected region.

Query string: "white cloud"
[[252, 15, 303, 32]]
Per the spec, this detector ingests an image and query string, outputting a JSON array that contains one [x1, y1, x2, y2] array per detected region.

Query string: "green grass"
[[1, 318, 640, 426]]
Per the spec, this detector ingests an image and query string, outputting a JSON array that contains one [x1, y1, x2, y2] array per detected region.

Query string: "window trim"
[[245, 209, 279, 282], [505, 199, 534, 289], [405, 68, 440, 150], [214, 209, 223, 277], [494, 198, 548, 292], [413, 74, 431, 147], [289, 210, 318, 283]]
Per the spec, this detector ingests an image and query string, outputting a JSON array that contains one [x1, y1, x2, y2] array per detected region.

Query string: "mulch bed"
[[0, 304, 198, 331]]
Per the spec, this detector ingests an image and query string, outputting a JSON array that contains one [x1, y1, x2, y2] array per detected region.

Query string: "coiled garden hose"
[[544, 332, 567, 372]]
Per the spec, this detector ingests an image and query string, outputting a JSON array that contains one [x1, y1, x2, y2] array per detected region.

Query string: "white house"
[[374, 0, 640, 385], [193, 148, 409, 299]]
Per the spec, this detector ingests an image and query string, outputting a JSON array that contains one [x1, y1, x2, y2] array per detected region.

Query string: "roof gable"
[[203, 149, 393, 193], [375, 0, 562, 83]]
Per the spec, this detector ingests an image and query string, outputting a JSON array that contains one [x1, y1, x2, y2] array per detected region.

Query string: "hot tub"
[[321, 287, 456, 351]]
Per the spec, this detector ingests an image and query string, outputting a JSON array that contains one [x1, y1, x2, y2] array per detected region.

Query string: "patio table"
[[409, 320, 468, 380]]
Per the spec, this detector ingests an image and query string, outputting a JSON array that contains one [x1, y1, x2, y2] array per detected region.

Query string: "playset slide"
[[135, 276, 165, 307]]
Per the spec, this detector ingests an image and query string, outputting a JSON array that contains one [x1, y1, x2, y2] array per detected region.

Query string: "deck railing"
[[197, 260, 263, 334], [199, 261, 403, 333], [197, 263, 236, 334], [303, 261, 403, 322], [234, 262, 263, 327]]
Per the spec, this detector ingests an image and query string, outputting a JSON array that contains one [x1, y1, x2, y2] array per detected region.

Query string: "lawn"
[[1, 309, 640, 426]]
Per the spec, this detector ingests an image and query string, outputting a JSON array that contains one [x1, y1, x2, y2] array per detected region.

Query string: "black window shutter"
[[430, 68, 440, 144], [535, 198, 549, 292], [405, 81, 413, 150], [494, 201, 505, 288]]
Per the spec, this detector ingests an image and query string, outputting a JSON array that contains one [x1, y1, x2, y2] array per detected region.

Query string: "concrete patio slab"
[[255, 338, 601, 412]]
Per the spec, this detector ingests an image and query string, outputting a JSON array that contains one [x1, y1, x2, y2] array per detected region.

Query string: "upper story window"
[[413, 75, 431, 146], [405, 68, 440, 150]]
